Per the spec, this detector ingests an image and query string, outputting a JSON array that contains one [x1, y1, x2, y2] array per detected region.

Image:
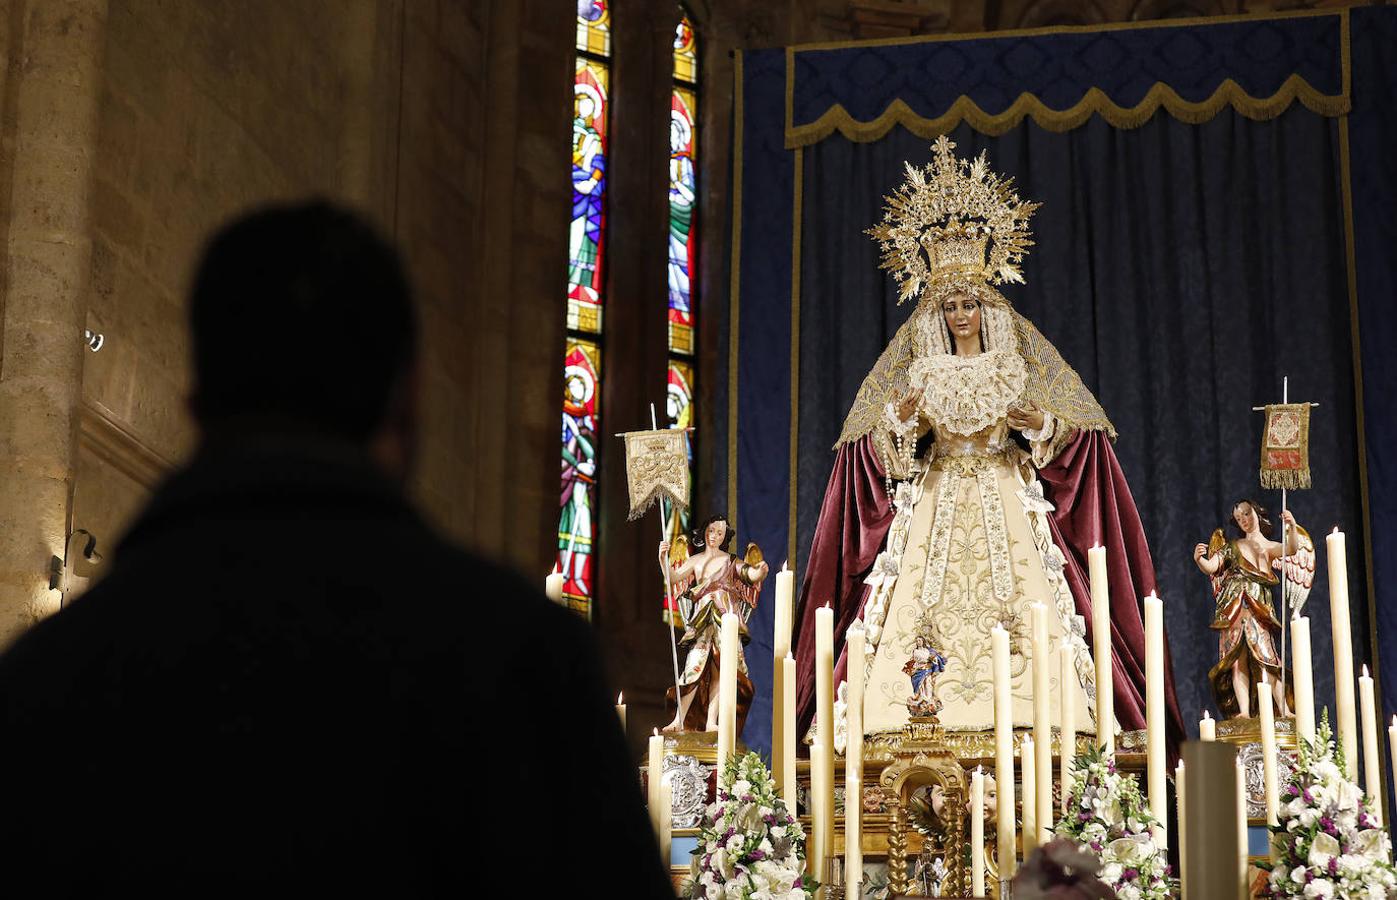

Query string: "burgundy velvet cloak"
[[794, 429, 1186, 755]]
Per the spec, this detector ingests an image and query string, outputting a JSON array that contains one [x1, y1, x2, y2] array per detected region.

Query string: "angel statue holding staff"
[[659, 514, 769, 733], [793, 137, 1185, 750]]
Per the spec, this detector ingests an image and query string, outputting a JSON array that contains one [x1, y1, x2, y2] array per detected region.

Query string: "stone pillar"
[[0, 0, 108, 645]]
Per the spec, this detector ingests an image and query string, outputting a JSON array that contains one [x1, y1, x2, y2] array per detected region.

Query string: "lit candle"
[[782, 654, 797, 807], [1258, 681, 1279, 833], [993, 625, 1017, 877], [1022, 734, 1038, 857], [1359, 665, 1382, 824], [1327, 527, 1358, 780], [1144, 591, 1166, 847], [615, 692, 627, 735], [846, 623, 865, 890], [814, 603, 835, 887], [971, 766, 986, 897], [772, 563, 794, 791], [1176, 760, 1188, 898], [659, 775, 672, 867], [1200, 710, 1216, 742], [1292, 616, 1316, 744], [1060, 644, 1076, 815], [1237, 756, 1249, 900], [718, 612, 740, 766], [1030, 603, 1052, 844], [811, 742, 826, 888], [648, 728, 664, 841], [1088, 545, 1114, 755], [545, 565, 565, 605]]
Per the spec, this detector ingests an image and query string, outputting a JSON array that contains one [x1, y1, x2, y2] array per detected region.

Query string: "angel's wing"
[[666, 535, 695, 624], [743, 541, 764, 568], [1278, 524, 1316, 616], [1207, 528, 1227, 597]]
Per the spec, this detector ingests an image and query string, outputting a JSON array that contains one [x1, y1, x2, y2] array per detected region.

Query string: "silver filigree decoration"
[[662, 754, 710, 829]]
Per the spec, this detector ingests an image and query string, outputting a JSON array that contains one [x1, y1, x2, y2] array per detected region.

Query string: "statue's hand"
[[1007, 401, 1045, 433], [894, 388, 923, 423], [1281, 509, 1297, 527]]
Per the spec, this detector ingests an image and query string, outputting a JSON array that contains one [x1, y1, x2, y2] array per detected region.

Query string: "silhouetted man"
[[0, 203, 671, 897]]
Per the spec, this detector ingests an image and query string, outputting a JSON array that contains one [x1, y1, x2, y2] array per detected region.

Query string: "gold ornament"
[[867, 135, 1039, 304]]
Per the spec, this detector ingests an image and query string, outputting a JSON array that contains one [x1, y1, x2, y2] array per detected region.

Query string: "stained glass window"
[[673, 12, 697, 82], [570, 58, 609, 334], [563, 3, 613, 620], [576, 0, 611, 55], [561, 338, 601, 615], [667, 85, 697, 354]]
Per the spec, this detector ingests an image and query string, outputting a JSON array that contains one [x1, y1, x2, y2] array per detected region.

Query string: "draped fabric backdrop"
[[716, 10, 1397, 788]]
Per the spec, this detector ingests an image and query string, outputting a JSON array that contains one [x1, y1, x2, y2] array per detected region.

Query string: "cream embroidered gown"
[[843, 299, 1102, 740]]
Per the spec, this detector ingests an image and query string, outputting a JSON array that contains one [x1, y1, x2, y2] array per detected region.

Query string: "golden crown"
[[867, 136, 1039, 304]]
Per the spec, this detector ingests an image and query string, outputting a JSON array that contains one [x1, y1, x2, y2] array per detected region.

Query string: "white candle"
[[1328, 528, 1358, 780], [1258, 681, 1279, 832], [1388, 716, 1397, 820], [972, 766, 986, 897], [1237, 756, 1249, 900], [1030, 603, 1052, 844], [1088, 545, 1114, 755], [772, 564, 794, 792], [1177, 760, 1188, 899], [648, 729, 664, 841], [782, 654, 797, 808], [992, 625, 1017, 877], [845, 622, 865, 889], [1360, 665, 1382, 825], [1060, 645, 1076, 815], [1292, 616, 1316, 744], [1200, 710, 1216, 742], [1144, 591, 1166, 848], [718, 612, 740, 766], [1022, 734, 1038, 857], [814, 602, 835, 887], [810, 742, 826, 888], [659, 775, 672, 867], [545, 566, 565, 605]]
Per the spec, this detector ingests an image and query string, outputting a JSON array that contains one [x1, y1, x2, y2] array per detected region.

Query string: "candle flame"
[[1332, 525, 1341, 534], [1362, 664, 1370, 678], [617, 692, 624, 703], [1203, 709, 1212, 720], [781, 559, 789, 572], [653, 727, 659, 736], [551, 561, 560, 575], [1176, 760, 1185, 772]]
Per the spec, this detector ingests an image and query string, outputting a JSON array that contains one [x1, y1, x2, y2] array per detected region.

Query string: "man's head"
[[189, 202, 419, 477]]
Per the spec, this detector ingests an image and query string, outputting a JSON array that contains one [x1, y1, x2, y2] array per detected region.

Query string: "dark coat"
[[0, 438, 671, 897]]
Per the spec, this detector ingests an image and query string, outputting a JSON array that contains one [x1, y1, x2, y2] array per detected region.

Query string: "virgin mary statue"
[[794, 137, 1183, 748]]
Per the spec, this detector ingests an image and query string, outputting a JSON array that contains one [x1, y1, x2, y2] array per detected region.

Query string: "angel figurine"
[[658, 514, 769, 733], [1193, 499, 1314, 719]]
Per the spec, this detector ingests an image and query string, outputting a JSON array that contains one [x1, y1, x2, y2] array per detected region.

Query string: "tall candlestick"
[[992, 625, 1017, 877], [846, 622, 865, 890], [811, 743, 826, 890], [1200, 710, 1216, 742], [1183, 742, 1242, 900], [545, 566, 565, 605], [616, 692, 627, 735], [971, 766, 986, 897], [772, 564, 794, 792], [1022, 735, 1038, 857], [1088, 545, 1114, 755], [1030, 603, 1052, 843], [814, 603, 835, 893], [1292, 616, 1316, 744], [1237, 756, 1249, 900], [659, 776, 672, 868], [1060, 645, 1076, 815], [648, 729, 664, 842], [1144, 591, 1166, 847], [1328, 527, 1358, 780], [718, 612, 740, 766], [1359, 665, 1382, 824], [1258, 681, 1279, 833], [1177, 760, 1188, 899], [782, 654, 797, 807]]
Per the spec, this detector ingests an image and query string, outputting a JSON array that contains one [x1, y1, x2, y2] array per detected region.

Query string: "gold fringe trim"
[[786, 74, 1349, 147], [1260, 469, 1312, 490]]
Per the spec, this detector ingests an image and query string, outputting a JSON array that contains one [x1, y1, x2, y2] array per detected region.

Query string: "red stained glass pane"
[[560, 338, 602, 617], [667, 86, 696, 354], [570, 59, 609, 333]]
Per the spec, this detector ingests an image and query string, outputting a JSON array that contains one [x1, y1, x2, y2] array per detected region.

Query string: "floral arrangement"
[[1054, 745, 1171, 900], [686, 751, 814, 900], [1262, 713, 1397, 899]]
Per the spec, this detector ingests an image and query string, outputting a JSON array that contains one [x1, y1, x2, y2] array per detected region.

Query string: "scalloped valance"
[[785, 10, 1349, 147]]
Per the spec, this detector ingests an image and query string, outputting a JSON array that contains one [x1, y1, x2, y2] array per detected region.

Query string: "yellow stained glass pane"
[[674, 12, 697, 83], [577, 0, 611, 56]]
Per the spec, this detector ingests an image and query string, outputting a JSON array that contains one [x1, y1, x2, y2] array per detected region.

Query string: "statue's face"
[[1234, 502, 1257, 534], [941, 293, 981, 343], [705, 519, 728, 550]]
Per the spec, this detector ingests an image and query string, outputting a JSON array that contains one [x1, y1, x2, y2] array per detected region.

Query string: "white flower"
[[1291, 865, 1308, 884], [732, 780, 752, 798], [1302, 879, 1334, 898], [1309, 831, 1341, 870], [725, 833, 744, 853], [723, 882, 746, 900], [1106, 833, 1153, 866]]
